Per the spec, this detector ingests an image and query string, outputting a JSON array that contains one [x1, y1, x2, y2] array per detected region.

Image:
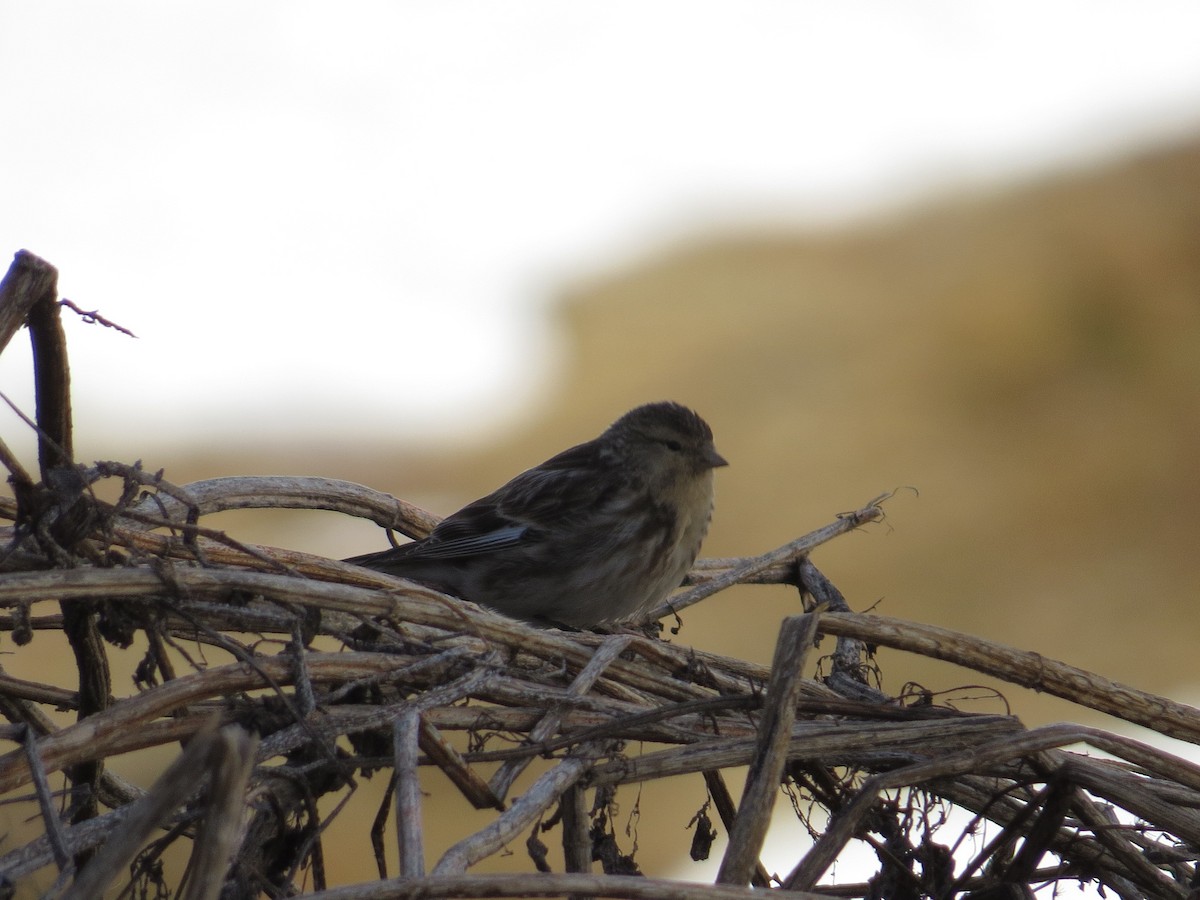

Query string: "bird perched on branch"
[[346, 401, 727, 627]]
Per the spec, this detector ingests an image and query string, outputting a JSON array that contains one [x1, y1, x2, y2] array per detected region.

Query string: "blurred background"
[[3, 1, 1200, 890]]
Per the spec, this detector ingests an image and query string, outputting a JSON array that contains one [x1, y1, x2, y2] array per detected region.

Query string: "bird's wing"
[[391, 438, 611, 561], [343, 503, 528, 568], [399, 508, 528, 560]]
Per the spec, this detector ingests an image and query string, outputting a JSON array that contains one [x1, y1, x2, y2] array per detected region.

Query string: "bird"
[[346, 401, 727, 627]]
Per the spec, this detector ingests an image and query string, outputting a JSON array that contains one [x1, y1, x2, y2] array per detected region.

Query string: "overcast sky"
[[4, 2, 1200, 455]]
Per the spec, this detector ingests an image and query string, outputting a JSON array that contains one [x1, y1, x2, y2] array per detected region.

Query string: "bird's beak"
[[705, 446, 729, 469]]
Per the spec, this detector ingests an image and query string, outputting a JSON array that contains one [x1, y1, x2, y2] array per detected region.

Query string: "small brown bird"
[[346, 402, 727, 627]]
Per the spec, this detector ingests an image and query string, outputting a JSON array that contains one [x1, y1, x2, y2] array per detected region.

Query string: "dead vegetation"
[[1, 250, 1199, 899]]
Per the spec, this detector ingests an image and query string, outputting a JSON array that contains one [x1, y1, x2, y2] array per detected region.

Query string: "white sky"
[[4, 2, 1200, 454]]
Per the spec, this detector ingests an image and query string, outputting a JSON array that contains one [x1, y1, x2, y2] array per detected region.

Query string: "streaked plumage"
[[347, 402, 727, 627]]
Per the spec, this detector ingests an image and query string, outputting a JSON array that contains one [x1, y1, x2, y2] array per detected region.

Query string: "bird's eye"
[[663, 439, 683, 452]]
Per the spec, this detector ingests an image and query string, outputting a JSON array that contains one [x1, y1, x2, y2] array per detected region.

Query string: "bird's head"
[[606, 402, 728, 483]]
